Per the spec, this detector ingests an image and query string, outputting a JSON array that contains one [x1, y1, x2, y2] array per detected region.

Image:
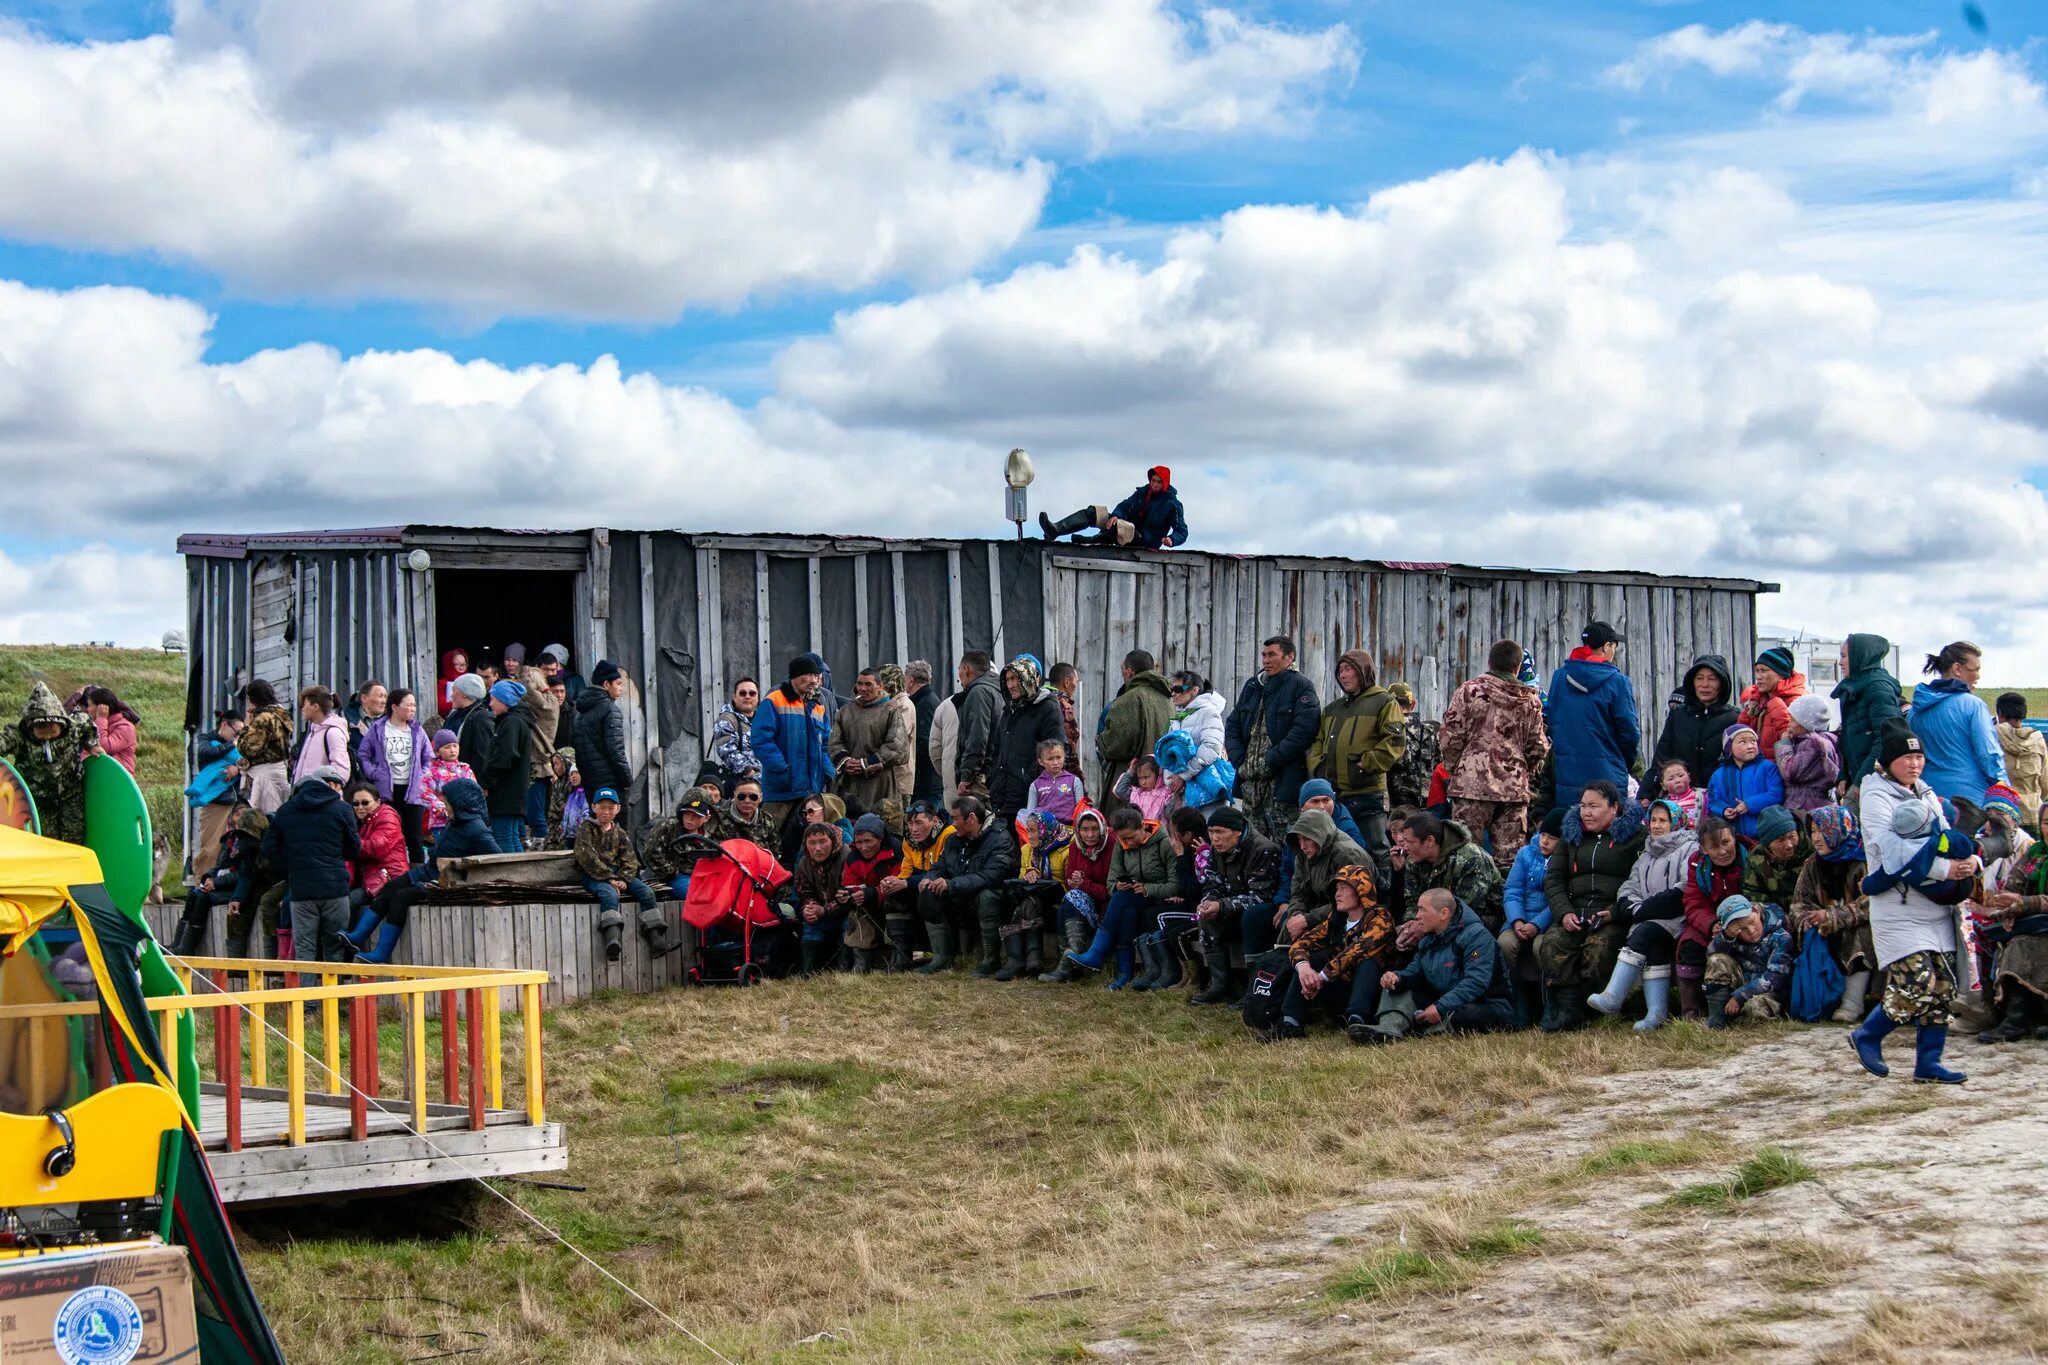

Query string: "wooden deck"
[[196, 1084, 566, 1205]]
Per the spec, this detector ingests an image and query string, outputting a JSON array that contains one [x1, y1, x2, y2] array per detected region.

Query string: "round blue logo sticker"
[[52, 1284, 144, 1365]]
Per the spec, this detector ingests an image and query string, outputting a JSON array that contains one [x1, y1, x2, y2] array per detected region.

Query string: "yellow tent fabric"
[[0, 823, 105, 958]]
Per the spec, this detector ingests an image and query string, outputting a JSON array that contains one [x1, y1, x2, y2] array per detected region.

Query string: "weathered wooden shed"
[[178, 526, 1776, 824]]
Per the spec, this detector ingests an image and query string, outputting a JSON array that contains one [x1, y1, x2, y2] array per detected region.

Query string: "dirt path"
[[1097, 1028, 2048, 1363]]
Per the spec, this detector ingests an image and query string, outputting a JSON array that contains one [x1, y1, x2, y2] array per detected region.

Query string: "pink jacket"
[[95, 713, 137, 773], [293, 712, 353, 784]]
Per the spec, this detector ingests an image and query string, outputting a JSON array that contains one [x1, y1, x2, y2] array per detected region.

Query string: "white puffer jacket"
[[1859, 772, 1961, 967], [1170, 691, 1229, 774]]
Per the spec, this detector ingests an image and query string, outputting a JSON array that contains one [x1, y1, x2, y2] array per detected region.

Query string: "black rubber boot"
[[1189, 945, 1235, 1005], [1022, 928, 1043, 976], [642, 922, 683, 957], [1038, 920, 1092, 983], [800, 939, 827, 976], [849, 947, 873, 975], [1152, 935, 1184, 991], [601, 923, 624, 963], [993, 932, 1026, 982], [886, 922, 916, 973], [168, 912, 209, 956], [1979, 992, 2034, 1044], [973, 914, 1004, 977], [1039, 507, 1096, 541], [917, 924, 955, 974], [1128, 932, 1164, 991]]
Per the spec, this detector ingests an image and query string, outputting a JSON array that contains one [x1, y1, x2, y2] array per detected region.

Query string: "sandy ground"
[[1092, 1027, 2048, 1363]]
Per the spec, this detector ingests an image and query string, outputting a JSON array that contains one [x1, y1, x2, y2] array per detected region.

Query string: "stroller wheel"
[[736, 963, 762, 988]]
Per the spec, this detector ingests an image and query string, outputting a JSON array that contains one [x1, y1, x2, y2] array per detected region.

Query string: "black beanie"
[[1878, 719, 1923, 772], [1540, 806, 1567, 838], [591, 659, 622, 686], [1206, 806, 1250, 832], [1757, 646, 1796, 679], [788, 652, 826, 679]]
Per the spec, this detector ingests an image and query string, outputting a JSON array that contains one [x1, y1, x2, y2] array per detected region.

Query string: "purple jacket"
[[357, 716, 429, 804], [1774, 730, 1840, 813]]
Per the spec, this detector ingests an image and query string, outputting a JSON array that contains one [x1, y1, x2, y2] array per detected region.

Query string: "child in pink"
[[420, 729, 476, 840], [1656, 757, 1704, 828], [1025, 739, 1086, 825], [1112, 755, 1174, 822]]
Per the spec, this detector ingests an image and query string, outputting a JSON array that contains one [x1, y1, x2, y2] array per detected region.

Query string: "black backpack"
[[1240, 948, 1292, 1033]]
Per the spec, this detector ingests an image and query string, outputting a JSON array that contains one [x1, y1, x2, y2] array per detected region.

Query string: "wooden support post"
[[222, 1007, 242, 1153], [323, 985, 342, 1096], [409, 991, 428, 1133], [522, 982, 545, 1126], [348, 997, 369, 1143], [441, 989, 460, 1105], [250, 1000, 267, 1088], [367, 1001, 382, 1097], [486, 998, 502, 1111], [285, 1003, 306, 1147], [466, 988, 486, 1132]]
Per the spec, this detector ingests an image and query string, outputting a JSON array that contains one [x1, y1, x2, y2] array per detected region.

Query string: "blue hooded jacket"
[[1908, 679, 2006, 803], [1391, 901, 1513, 1015], [1503, 839, 1552, 931], [412, 778, 498, 882], [1707, 755, 1785, 841], [1545, 656, 1641, 798]]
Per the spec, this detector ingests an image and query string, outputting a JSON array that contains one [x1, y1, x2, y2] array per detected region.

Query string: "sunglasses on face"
[[735, 793, 762, 803], [352, 799, 377, 810]]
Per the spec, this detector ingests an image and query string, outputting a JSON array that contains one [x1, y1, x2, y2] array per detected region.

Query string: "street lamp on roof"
[[1004, 448, 1035, 540]]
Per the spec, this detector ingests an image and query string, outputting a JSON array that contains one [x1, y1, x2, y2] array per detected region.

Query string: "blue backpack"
[[1788, 926, 1846, 1022]]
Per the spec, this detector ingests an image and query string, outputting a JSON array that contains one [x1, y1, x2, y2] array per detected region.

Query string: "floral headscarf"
[[1809, 805, 1864, 865]]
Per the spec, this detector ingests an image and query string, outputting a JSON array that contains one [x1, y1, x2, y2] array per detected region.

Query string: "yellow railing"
[[0, 957, 549, 1151]]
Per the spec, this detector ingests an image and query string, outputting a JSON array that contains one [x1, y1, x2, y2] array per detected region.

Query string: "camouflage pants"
[[1262, 800, 1300, 843], [1703, 952, 1786, 1027], [1536, 915, 1625, 988], [1451, 798, 1527, 873], [1881, 950, 1957, 1027]]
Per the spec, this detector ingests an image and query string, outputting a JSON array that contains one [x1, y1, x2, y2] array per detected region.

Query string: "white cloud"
[[1604, 20, 1797, 90], [0, 2, 1352, 320], [0, 545, 185, 649]]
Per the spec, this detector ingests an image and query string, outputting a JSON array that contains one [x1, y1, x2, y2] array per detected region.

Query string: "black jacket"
[[572, 686, 632, 798], [1225, 668, 1322, 804], [990, 692, 1065, 814], [484, 705, 536, 818], [1647, 655, 1740, 796], [955, 670, 1004, 787], [1199, 827, 1283, 918], [261, 779, 362, 900], [456, 704, 495, 776], [911, 685, 940, 798], [928, 821, 1017, 897]]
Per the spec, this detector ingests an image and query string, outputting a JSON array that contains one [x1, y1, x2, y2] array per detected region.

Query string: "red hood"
[[1148, 464, 1171, 488]]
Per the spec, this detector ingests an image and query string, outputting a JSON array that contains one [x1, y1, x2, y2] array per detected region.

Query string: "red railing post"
[[465, 989, 485, 1131], [222, 1006, 243, 1153], [441, 990, 460, 1106]]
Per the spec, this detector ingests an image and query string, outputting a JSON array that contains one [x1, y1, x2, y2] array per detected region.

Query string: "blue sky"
[[4, 0, 2048, 674]]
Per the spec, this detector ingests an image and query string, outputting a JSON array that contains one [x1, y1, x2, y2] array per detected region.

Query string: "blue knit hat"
[[1753, 804, 1797, 846], [1298, 778, 1337, 802], [489, 680, 527, 708]]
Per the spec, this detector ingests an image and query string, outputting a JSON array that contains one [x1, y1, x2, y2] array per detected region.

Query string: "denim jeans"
[[525, 779, 552, 835], [490, 815, 526, 854], [584, 875, 658, 930]]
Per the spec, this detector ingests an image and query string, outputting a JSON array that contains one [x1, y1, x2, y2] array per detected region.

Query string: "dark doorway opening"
[[434, 568, 577, 679]]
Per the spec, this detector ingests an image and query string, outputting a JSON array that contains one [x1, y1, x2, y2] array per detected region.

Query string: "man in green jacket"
[[1306, 649, 1406, 859], [1284, 807, 1371, 940], [1099, 649, 1174, 798], [1832, 633, 1902, 795]]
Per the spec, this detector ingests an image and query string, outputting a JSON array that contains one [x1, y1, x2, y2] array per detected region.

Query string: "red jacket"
[[352, 803, 410, 897], [841, 844, 902, 910], [1679, 843, 1750, 966], [1064, 833, 1114, 903], [1738, 673, 1808, 755]]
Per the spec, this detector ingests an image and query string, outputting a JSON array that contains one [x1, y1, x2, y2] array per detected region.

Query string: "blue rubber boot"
[[1107, 944, 1137, 991], [361, 922, 404, 964], [1064, 915, 1117, 973], [1912, 1025, 1967, 1084], [1633, 969, 1672, 1032], [1850, 1006, 1900, 1078], [344, 907, 380, 949], [1588, 949, 1644, 1016]]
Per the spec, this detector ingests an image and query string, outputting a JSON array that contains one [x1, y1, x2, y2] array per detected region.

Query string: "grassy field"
[[232, 977, 1762, 1364], [0, 644, 187, 866]]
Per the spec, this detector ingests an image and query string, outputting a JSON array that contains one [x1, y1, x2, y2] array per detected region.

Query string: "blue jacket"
[[751, 682, 833, 803], [1392, 902, 1513, 1015], [261, 778, 363, 901], [1545, 657, 1641, 799], [1274, 801, 1363, 906], [1909, 680, 2006, 803], [1110, 476, 1189, 549], [412, 779, 498, 882], [1503, 840, 1552, 931], [1706, 758, 1785, 840]]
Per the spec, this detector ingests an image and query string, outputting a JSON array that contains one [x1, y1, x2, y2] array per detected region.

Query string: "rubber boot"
[[1912, 1026, 1967, 1084], [1022, 929, 1043, 977], [1976, 991, 2031, 1045], [1677, 977, 1707, 1020], [1107, 943, 1137, 991], [600, 923, 624, 963], [886, 922, 916, 973], [1587, 949, 1645, 1016], [1633, 968, 1673, 1032], [800, 939, 826, 976], [1128, 933, 1164, 991], [1062, 911, 1119, 975], [848, 947, 873, 975], [1541, 991, 1584, 1034], [993, 932, 1026, 982], [169, 908, 210, 956], [343, 907, 381, 951], [362, 922, 404, 965], [1832, 969, 1872, 1025], [917, 924, 955, 974], [1040, 919, 1093, 982], [1151, 934, 1184, 990], [643, 921, 683, 957], [1704, 986, 1733, 1030], [1850, 1006, 1899, 1078], [1189, 946, 1235, 1005], [1039, 507, 1095, 541], [973, 914, 1004, 977]]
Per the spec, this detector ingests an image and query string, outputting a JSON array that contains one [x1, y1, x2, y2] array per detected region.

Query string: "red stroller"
[[681, 837, 796, 986]]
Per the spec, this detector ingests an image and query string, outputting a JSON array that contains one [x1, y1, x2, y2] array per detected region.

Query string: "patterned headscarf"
[[1003, 656, 1044, 699], [876, 663, 906, 697], [1650, 798, 1691, 830], [1518, 649, 1539, 688], [1809, 805, 1864, 865]]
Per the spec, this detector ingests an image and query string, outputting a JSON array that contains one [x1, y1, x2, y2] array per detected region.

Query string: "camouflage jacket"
[[239, 705, 293, 766], [713, 801, 776, 853], [1439, 673, 1549, 803], [643, 815, 720, 884], [1406, 823, 1506, 929], [572, 818, 640, 882], [1, 683, 98, 838], [1387, 719, 1441, 812]]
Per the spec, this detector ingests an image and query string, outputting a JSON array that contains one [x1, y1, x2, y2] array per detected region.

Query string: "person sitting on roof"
[[1038, 466, 1189, 549]]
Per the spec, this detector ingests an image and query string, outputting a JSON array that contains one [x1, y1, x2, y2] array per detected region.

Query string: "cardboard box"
[[0, 1239, 197, 1364]]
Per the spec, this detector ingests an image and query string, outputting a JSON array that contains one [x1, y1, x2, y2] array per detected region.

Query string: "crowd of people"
[[13, 546, 2040, 1082]]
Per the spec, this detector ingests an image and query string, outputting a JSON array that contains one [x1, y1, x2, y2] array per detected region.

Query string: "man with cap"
[[482, 679, 537, 854], [1739, 645, 1808, 757], [574, 786, 678, 961], [752, 653, 834, 834], [260, 764, 361, 963], [644, 791, 722, 899], [539, 643, 586, 704], [1701, 895, 1794, 1027], [1544, 621, 1641, 803], [1188, 805, 1282, 1005], [572, 660, 634, 812]]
